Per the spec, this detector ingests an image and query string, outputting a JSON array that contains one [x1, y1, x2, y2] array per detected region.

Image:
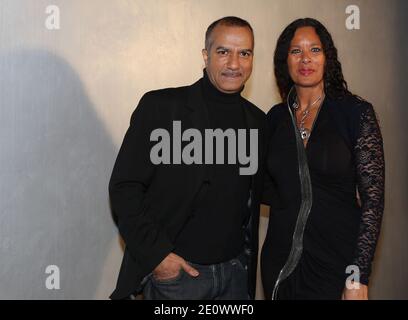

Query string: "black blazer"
[[109, 78, 267, 299]]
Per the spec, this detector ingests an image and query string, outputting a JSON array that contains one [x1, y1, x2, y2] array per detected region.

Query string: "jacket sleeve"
[[109, 92, 174, 274], [261, 105, 281, 206], [352, 102, 385, 285]]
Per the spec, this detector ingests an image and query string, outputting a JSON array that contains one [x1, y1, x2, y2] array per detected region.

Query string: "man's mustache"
[[221, 71, 242, 77]]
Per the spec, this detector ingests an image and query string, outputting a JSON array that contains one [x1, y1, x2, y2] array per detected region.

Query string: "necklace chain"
[[292, 93, 325, 140]]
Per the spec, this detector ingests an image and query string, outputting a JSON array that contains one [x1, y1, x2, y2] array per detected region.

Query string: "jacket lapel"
[[184, 78, 212, 182], [184, 79, 210, 132], [242, 103, 260, 196]]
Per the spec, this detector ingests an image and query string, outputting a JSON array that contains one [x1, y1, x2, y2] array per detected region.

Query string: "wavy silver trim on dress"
[[271, 87, 314, 300]]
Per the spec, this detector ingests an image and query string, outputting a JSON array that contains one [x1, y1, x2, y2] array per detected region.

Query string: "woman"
[[261, 18, 385, 300]]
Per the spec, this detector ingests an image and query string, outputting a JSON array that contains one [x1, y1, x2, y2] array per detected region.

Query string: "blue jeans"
[[142, 252, 249, 300]]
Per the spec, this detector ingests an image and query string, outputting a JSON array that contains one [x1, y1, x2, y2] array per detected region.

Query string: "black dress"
[[261, 95, 385, 300]]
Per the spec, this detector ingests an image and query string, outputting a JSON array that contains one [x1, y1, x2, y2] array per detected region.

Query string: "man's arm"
[[109, 92, 174, 274]]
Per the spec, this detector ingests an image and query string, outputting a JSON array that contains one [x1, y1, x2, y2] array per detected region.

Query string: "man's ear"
[[202, 49, 209, 67]]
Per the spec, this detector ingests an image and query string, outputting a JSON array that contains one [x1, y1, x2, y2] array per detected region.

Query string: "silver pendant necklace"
[[292, 93, 324, 140]]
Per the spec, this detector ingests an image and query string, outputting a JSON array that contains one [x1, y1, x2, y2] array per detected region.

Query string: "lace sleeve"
[[352, 103, 385, 285]]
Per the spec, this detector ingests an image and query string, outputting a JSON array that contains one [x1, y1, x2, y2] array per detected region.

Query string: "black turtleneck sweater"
[[173, 70, 251, 264]]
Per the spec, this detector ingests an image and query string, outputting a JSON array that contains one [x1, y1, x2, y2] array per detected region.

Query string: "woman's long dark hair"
[[274, 18, 351, 100]]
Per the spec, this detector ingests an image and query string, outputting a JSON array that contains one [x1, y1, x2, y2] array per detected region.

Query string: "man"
[[109, 16, 266, 300]]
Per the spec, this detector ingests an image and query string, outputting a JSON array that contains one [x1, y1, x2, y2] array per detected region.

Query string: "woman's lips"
[[299, 69, 315, 76]]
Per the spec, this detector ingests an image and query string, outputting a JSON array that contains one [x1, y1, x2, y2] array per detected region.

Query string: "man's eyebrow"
[[215, 46, 230, 51], [215, 46, 253, 52]]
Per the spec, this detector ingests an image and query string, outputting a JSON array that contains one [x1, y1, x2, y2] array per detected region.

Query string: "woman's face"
[[287, 26, 325, 89]]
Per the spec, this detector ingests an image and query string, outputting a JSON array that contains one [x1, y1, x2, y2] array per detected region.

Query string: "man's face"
[[202, 25, 254, 94]]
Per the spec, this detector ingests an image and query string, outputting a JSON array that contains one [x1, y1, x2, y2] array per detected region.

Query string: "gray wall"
[[0, 0, 406, 299]]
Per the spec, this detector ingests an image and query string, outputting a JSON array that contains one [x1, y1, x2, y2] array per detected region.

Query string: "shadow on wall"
[[0, 49, 119, 299]]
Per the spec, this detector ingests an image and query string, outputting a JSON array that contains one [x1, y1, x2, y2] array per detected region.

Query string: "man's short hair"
[[205, 16, 254, 51]]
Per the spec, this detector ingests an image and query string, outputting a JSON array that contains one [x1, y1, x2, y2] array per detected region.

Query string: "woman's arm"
[[343, 102, 385, 300]]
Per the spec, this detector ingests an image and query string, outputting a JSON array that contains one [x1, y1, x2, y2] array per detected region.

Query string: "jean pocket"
[[151, 269, 184, 285]]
